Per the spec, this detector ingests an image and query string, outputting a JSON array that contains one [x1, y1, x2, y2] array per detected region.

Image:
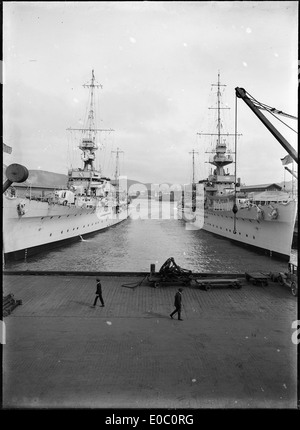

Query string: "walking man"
[[170, 287, 183, 320], [92, 278, 105, 307]]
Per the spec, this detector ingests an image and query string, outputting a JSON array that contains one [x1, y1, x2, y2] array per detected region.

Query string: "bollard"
[[150, 264, 155, 274]]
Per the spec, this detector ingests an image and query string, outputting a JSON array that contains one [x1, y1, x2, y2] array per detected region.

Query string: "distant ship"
[[178, 73, 297, 261], [3, 70, 131, 261]]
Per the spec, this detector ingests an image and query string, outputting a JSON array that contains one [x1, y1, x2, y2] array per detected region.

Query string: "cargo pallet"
[[195, 278, 242, 291]]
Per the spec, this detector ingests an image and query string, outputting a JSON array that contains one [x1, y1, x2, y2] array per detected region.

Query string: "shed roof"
[[241, 183, 282, 190]]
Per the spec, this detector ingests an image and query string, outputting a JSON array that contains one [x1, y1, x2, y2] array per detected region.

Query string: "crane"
[[235, 87, 298, 164]]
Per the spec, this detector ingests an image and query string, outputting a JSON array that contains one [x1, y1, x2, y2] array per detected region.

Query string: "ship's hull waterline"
[[179, 200, 297, 261], [3, 197, 130, 261]]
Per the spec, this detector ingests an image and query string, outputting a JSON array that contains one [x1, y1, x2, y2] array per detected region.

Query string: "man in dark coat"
[[92, 278, 105, 307], [170, 288, 183, 320]]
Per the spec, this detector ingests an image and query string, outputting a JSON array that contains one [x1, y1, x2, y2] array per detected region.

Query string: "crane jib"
[[235, 87, 298, 164]]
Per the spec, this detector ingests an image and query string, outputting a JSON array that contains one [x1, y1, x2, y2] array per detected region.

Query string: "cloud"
[[102, 88, 177, 132]]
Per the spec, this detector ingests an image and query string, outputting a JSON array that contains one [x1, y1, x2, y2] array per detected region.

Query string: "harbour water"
[[4, 201, 297, 273]]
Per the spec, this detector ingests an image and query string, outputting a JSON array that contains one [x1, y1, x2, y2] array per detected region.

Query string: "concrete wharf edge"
[[2, 271, 297, 409], [3, 270, 245, 278]]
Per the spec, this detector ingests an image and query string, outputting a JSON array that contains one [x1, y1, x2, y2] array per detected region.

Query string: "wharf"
[[2, 271, 297, 409]]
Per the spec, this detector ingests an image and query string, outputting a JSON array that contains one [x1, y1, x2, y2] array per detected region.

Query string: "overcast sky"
[[3, 1, 298, 186]]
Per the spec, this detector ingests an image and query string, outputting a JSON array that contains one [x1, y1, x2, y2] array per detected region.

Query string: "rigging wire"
[[107, 133, 114, 177], [244, 90, 298, 134], [121, 151, 125, 177]]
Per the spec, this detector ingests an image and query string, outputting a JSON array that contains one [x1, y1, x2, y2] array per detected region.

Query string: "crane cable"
[[242, 90, 298, 134]]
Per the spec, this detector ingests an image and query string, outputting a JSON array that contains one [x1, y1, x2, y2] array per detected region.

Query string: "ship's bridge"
[[205, 185, 218, 192], [208, 174, 235, 183], [68, 168, 102, 178], [69, 170, 94, 179], [209, 154, 233, 166], [79, 138, 98, 150]]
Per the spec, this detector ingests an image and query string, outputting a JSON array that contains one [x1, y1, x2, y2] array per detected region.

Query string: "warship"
[[178, 73, 297, 261], [3, 71, 130, 261]]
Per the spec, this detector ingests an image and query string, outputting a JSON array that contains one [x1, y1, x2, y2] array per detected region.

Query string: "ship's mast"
[[67, 70, 114, 172], [189, 149, 199, 184], [111, 147, 124, 181], [83, 69, 101, 140], [197, 72, 241, 176], [210, 71, 228, 146]]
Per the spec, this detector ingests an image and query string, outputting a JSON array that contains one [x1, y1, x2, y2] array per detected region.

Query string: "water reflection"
[[5, 201, 296, 273]]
